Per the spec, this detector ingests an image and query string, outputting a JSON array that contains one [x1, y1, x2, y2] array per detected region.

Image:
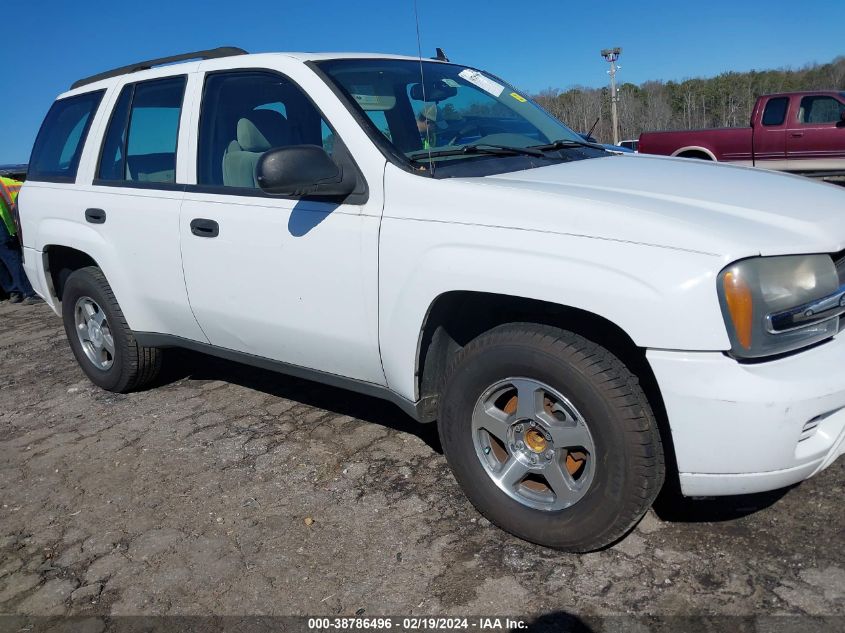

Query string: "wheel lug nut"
[[545, 450, 554, 460], [530, 455, 537, 464], [515, 424, 523, 432], [529, 421, 536, 428], [516, 440, 524, 450]]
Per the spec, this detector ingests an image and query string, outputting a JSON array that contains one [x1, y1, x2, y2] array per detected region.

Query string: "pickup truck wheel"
[[438, 323, 664, 552], [61, 266, 162, 393]]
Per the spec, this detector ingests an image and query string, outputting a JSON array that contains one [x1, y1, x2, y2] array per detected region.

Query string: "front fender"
[[378, 221, 728, 401]]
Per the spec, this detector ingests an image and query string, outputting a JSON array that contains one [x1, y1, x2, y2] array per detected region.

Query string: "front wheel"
[[438, 323, 664, 551], [61, 266, 162, 392]]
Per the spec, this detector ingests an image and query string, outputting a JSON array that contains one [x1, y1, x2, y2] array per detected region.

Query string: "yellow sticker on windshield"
[[510, 92, 527, 103]]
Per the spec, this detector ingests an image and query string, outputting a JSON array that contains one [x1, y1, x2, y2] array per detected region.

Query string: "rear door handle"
[[85, 208, 106, 224], [190, 218, 219, 238]]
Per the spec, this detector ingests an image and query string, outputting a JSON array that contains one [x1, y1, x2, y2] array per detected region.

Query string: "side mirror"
[[256, 145, 355, 198]]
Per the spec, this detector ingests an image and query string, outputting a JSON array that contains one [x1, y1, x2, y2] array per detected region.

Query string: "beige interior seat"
[[222, 109, 290, 187]]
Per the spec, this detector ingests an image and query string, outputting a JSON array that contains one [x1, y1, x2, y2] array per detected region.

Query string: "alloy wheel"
[[471, 377, 596, 511], [73, 296, 115, 371]]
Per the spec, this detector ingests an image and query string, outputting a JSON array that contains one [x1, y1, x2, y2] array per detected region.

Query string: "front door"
[[752, 95, 789, 168], [786, 94, 845, 172], [179, 69, 385, 384]]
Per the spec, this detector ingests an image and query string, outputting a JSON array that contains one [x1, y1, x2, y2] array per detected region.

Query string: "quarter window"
[[761, 97, 789, 126], [798, 96, 845, 124], [364, 110, 392, 141], [197, 70, 337, 188], [97, 76, 186, 184], [28, 90, 104, 182]]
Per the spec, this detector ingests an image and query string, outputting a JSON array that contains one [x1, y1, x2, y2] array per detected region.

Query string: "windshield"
[[316, 59, 594, 173]]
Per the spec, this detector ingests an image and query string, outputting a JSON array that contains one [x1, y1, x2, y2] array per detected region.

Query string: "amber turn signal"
[[723, 270, 754, 349]]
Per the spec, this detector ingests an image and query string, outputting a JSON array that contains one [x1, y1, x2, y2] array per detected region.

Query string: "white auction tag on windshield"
[[458, 69, 504, 97]]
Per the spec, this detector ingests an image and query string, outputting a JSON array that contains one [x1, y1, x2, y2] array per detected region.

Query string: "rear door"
[[786, 94, 845, 172], [752, 96, 789, 167], [87, 74, 206, 341]]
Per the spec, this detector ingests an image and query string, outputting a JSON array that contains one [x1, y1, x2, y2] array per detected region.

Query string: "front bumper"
[[648, 334, 845, 496]]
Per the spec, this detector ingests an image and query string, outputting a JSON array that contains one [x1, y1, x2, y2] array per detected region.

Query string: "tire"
[[438, 323, 664, 552], [61, 266, 162, 392]]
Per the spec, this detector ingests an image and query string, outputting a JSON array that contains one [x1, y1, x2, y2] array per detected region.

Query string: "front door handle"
[[190, 218, 219, 238], [791, 132, 804, 138], [85, 208, 106, 224]]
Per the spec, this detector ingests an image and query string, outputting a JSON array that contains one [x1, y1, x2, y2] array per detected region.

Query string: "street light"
[[601, 47, 622, 146]]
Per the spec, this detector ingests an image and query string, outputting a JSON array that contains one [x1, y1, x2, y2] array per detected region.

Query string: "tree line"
[[533, 56, 845, 143]]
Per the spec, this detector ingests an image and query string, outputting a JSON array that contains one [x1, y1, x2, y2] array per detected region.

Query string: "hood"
[[465, 154, 845, 259]]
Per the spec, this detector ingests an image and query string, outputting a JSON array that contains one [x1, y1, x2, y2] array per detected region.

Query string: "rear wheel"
[[438, 323, 664, 551], [61, 266, 162, 392]]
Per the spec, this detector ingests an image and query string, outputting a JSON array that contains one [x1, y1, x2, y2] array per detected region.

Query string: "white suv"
[[19, 47, 845, 551]]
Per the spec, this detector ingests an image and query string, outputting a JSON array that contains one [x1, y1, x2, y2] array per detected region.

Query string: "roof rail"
[[70, 46, 248, 90]]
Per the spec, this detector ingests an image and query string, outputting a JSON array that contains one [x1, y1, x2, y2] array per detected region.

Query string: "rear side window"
[[28, 90, 104, 182], [798, 96, 845, 124], [97, 76, 186, 184], [761, 97, 789, 126]]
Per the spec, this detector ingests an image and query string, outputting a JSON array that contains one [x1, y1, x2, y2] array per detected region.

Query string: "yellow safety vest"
[[0, 176, 21, 236]]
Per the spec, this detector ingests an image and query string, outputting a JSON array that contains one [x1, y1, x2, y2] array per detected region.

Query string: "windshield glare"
[[317, 59, 584, 164]]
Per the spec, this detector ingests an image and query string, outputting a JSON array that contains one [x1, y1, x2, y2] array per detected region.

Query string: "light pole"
[[601, 47, 622, 146]]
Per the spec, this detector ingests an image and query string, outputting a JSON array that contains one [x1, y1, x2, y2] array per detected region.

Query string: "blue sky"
[[2, 0, 842, 163]]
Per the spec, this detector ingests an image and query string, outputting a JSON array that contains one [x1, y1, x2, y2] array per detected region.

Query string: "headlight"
[[717, 254, 844, 359]]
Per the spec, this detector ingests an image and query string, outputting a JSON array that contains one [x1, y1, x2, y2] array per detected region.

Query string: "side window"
[[761, 97, 789, 126], [321, 120, 335, 154], [97, 76, 186, 184], [198, 70, 337, 188], [28, 90, 104, 182], [799, 96, 845, 124]]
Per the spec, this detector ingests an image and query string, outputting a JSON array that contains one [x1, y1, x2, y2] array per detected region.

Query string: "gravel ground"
[[0, 301, 843, 629]]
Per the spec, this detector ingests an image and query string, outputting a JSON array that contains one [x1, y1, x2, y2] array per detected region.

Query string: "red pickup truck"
[[638, 91, 845, 177]]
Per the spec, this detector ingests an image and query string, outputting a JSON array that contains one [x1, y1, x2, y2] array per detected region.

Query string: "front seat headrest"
[[236, 109, 289, 152]]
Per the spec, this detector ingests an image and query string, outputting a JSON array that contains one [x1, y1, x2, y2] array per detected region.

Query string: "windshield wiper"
[[408, 143, 547, 162], [530, 138, 607, 152]]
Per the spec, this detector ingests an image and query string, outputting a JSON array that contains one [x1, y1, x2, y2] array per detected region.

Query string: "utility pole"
[[601, 47, 622, 145]]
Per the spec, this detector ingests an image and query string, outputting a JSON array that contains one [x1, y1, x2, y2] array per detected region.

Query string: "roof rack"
[[70, 46, 248, 90]]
